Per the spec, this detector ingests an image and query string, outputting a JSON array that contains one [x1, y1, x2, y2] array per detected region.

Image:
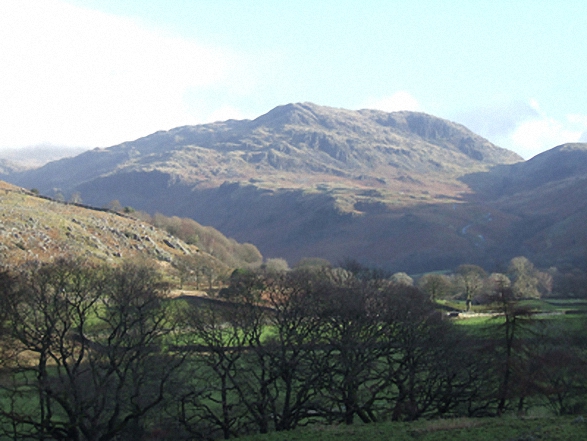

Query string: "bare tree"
[[0, 259, 184, 441], [261, 270, 328, 431], [454, 265, 487, 311], [311, 271, 394, 425], [69, 191, 82, 204], [418, 273, 451, 302], [508, 256, 551, 299], [176, 300, 252, 440], [390, 272, 414, 286], [262, 258, 290, 274], [486, 283, 535, 415]]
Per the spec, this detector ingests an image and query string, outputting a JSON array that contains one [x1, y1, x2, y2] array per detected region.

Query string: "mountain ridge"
[[9, 103, 521, 195], [4, 104, 585, 273]]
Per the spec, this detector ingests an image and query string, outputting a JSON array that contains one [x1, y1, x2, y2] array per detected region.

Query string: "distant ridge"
[[0, 145, 87, 169]]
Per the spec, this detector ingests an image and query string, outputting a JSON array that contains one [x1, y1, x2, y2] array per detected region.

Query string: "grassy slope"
[[0, 181, 226, 271], [238, 416, 587, 441]]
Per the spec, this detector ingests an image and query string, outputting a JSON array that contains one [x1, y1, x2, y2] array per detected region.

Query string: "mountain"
[[0, 145, 87, 169], [0, 158, 27, 176], [8, 103, 585, 272], [0, 180, 252, 276], [9, 102, 520, 194]]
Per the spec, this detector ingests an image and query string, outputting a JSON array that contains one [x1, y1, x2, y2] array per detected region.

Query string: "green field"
[[238, 416, 587, 441], [438, 298, 587, 315]]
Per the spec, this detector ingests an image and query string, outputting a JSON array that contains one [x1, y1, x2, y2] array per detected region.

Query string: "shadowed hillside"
[[459, 143, 587, 268]]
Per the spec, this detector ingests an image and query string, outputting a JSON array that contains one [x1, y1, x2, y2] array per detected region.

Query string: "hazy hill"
[[0, 145, 87, 170], [0, 158, 27, 176], [6, 104, 586, 272]]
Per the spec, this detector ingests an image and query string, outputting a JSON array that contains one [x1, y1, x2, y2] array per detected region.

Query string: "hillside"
[[0, 180, 255, 274], [460, 143, 587, 268], [5, 104, 586, 272]]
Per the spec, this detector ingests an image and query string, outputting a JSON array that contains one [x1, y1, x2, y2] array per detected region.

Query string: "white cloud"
[[456, 101, 539, 142], [458, 99, 587, 159], [509, 103, 587, 159], [0, 0, 247, 149], [568, 114, 587, 126], [361, 91, 420, 113]]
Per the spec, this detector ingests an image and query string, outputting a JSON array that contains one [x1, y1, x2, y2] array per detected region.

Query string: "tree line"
[[416, 256, 553, 310], [0, 258, 586, 440]]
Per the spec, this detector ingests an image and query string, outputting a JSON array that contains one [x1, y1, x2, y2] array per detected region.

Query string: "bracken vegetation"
[[0, 181, 261, 273]]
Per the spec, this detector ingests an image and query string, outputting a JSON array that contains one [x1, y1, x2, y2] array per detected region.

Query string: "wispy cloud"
[[456, 101, 539, 142], [0, 0, 247, 149], [457, 100, 587, 159], [509, 102, 587, 158], [569, 115, 587, 143], [360, 91, 420, 112]]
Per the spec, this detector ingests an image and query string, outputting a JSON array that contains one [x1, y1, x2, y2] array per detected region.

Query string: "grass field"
[[438, 298, 587, 315], [237, 416, 587, 441], [446, 298, 587, 336]]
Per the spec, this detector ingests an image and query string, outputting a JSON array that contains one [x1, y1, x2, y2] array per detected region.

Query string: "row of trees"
[[415, 257, 553, 310], [0, 258, 586, 440], [172, 254, 553, 308]]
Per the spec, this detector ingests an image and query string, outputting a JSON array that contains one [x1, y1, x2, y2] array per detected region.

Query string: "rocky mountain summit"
[[9, 103, 521, 196]]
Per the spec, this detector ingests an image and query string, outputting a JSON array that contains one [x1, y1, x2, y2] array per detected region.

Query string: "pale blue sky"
[[1, 0, 586, 158]]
